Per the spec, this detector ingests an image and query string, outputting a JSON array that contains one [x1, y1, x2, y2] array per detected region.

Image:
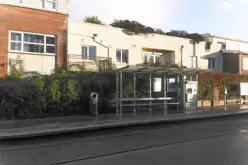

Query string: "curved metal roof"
[[117, 65, 199, 75]]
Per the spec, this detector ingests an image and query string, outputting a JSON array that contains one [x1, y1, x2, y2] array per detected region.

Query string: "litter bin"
[[89, 92, 99, 116]]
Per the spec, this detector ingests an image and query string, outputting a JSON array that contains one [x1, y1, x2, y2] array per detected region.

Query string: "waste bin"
[[89, 92, 99, 116]]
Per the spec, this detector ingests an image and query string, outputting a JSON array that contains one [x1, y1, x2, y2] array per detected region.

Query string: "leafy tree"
[[166, 30, 205, 43], [155, 29, 166, 35], [84, 16, 103, 25], [111, 19, 165, 35]]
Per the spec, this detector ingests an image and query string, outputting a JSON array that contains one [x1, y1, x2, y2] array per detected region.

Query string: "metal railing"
[[68, 54, 112, 72]]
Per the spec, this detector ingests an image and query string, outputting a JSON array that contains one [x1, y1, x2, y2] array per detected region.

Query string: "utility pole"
[[193, 42, 199, 112]]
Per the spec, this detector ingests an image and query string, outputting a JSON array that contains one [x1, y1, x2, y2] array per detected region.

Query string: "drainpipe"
[[93, 37, 110, 59], [180, 45, 184, 67]]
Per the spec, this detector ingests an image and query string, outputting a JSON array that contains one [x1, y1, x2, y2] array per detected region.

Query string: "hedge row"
[[0, 72, 117, 120]]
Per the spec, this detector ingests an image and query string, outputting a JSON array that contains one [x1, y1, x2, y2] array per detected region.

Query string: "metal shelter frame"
[[116, 65, 199, 116]]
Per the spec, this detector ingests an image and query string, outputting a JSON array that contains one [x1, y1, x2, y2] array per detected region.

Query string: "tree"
[[111, 19, 166, 35], [166, 30, 205, 43], [84, 16, 103, 25], [155, 29, 166, 35]]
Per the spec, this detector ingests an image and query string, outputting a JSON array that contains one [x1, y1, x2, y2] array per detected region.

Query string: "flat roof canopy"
[[117, 65, 199, 75]]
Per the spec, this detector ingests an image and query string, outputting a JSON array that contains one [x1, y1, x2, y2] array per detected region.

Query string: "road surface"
[[1, 115, 248, 165]]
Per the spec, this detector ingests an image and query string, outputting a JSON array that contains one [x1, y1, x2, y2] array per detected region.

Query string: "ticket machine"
[[185, 81, 197, 108]]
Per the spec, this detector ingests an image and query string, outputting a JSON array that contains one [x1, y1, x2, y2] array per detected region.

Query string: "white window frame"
[[116, 49, 129, 64], [243, 58, 248, 70], [208, 58, 216, 70], [42, 0, 58, 10], [81, 45, 97, 61], [143, 53, 160, 64], [9, 31, 56, 55]]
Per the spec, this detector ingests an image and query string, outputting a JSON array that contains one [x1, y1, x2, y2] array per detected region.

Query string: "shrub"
[[0, 80, 42, 120], [8, 55, 25, 79]]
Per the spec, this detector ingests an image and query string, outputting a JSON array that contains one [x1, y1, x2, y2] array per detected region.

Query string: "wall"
[[222, 53, 240, 74], [8, 53, 55, 74], [213, 37, 248, 52], [0, 0, 69, 14], [68, 22, 223, 71], [0, 4, 68, 75]]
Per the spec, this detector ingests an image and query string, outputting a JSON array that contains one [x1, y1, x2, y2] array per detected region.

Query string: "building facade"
[[68, 21, 223, 72], [0, 0, 69, 75], [211, 36, 248, 75]]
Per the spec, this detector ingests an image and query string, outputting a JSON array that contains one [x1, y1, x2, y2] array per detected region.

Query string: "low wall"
[[197, 99, 244, 107]]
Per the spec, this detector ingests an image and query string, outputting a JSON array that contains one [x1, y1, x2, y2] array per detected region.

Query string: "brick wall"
[[0, 4, 68, 75]]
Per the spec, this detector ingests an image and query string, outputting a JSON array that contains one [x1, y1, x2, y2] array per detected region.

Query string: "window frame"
[[143, 53, 161, 64], [243, 58, 248, 70], [81, 45, 97, 61], [208, 58, 216, 70], [116, 49, 129, 64], [9, 31, 56, 55], [42, 0, 58, 10]]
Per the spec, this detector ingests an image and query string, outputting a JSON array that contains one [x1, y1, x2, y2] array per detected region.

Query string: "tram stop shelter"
[[116, 65, 199, 116]]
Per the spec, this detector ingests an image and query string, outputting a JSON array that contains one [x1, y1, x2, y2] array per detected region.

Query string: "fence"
[[68, 54, 114, 72]]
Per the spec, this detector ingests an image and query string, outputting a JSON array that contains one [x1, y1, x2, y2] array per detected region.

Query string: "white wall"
[[68, 21, 223, 71], [0, 0, 69, 14], [213, 37, 248, 52], [8, 53, 56, 75]]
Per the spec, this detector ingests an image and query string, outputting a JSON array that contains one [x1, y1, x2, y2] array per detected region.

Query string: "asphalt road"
[[2, 115, 248, 165]]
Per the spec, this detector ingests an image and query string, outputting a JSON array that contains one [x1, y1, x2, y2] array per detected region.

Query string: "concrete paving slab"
[[1, 107, 248, 140]]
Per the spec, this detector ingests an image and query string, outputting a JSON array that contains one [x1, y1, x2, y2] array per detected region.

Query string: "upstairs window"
[[208, 58, 216, 69], [42, 0, 57, 10], [81, 46, 97, 61], [10, 31, 56, 54], [116, 49, 129, 63]]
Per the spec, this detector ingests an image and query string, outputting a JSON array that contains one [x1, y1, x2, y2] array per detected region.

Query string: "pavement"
[[1, 104, 248, 140], [2, 112, 248, 165]]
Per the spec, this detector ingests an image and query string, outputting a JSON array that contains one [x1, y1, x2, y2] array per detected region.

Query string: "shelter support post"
[[164, 74, 167, 114], [133, 72, 136, 112], [149, 73, 152, 112], [180, 75, 186, 113], [116, 72, 119, 115], [177, 75, 180, 112], [196, 73, 199, 112], [120, 72, 123, 117]]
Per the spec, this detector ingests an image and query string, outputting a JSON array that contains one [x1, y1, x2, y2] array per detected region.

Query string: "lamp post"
[[224, 87, 227, 111]]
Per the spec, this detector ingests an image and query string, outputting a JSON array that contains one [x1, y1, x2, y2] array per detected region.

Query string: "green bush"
[[0, 72, 120, 120], [8, 55, 25, 79]]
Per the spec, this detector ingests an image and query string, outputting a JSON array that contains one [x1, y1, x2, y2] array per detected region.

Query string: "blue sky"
[[69, 0, 248, 40]]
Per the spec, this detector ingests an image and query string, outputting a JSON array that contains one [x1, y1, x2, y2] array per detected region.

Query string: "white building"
[[68, 21, 224, 72]]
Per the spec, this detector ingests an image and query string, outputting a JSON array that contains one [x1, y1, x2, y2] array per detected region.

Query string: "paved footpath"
[[1, 105, 248, 140]]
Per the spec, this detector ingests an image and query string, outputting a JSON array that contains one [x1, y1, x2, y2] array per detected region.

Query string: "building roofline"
[[213, 35, 248, 44], [221, 50, 248, 55], [0, 3, 69, 16], [68, 20, 192, 41]]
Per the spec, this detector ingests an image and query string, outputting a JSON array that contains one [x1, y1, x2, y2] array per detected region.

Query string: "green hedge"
[[0, 72, 118, 120]]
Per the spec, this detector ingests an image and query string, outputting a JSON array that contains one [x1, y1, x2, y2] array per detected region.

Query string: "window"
[[10, 31, 56, 54], [7, 0, 23, 4], [42, 0, 57, 10], [244, 58, 248, 70], [116, 49, 129, 63], [144, 55, 148, 63], [208, 58, 216, 69], [143, 54, 161, 64], [81, 46, 97, 61]]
